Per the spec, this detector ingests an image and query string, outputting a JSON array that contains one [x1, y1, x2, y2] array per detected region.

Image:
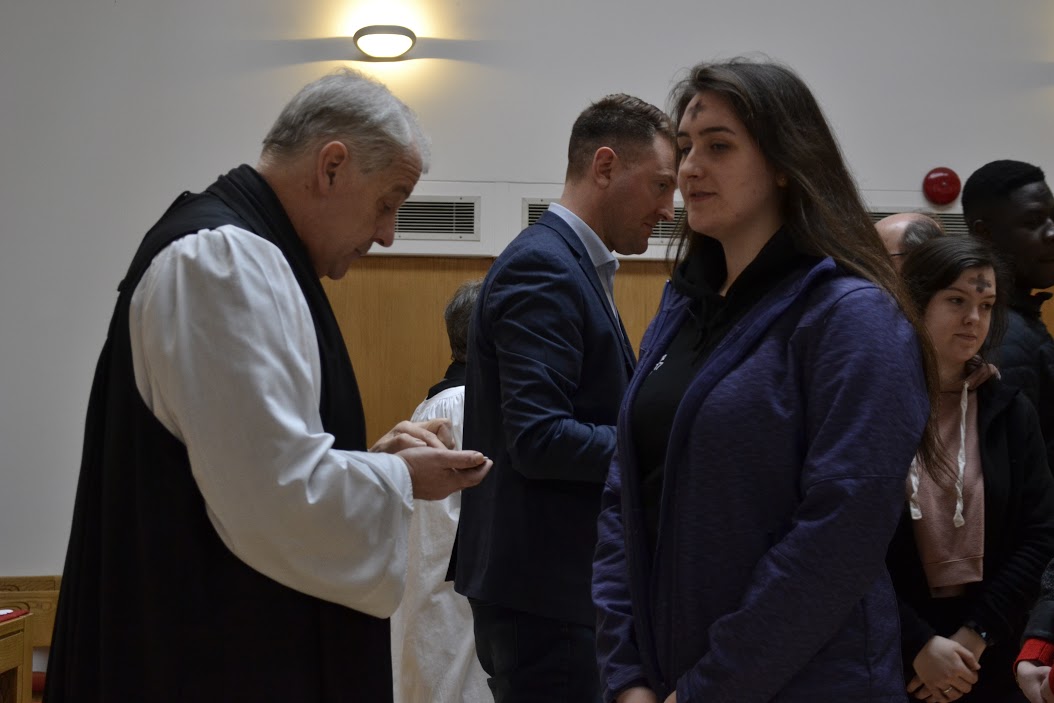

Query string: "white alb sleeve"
[[128, 225, 413, 618], [409, 386, 466, 451]]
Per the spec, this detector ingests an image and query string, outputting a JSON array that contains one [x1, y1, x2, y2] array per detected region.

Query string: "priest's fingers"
[[411, 418, 456, 449], [453, 458, 492, 490], [398, 447, 491, 500], [370, 431, 427, 453], [372, 419, 451, 451], [371, 419, 450, 453]]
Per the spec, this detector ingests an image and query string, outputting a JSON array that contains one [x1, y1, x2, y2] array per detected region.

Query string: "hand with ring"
[[911, 682, 965, 702], [908, 635, 979, 700]]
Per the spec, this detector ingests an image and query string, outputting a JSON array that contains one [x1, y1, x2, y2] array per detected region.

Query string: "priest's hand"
[[371, 418, 455, 453], [398, 446, 492, 500]]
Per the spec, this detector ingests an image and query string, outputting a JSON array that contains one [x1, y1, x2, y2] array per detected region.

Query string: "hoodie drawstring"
[[908, 457, 922, 520], [908, 380, 969, 528], [952, 381, 967, 528]]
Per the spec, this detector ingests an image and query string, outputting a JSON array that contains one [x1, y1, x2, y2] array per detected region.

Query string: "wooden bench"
[[0, 577, 60, 702], [0, 612, 32, 703]]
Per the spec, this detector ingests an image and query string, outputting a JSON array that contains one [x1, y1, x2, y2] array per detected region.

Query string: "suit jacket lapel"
[[539, 211, 637, 370], [616, 312, 637, 367]]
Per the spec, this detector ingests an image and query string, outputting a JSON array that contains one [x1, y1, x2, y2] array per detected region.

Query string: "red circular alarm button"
[[922, 167, 961, 205]]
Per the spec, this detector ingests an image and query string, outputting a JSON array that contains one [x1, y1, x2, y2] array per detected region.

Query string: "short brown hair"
[[445, 279, 482, 363], [565, 94, 674, 181]]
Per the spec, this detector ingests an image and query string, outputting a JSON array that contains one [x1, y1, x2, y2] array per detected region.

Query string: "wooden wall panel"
[[1043, 287, 1054, 335], [324, 257, 491, 445], [325, 255, 1054, 446], [324, 256, 669, 444], [613, 260, 670, 351]]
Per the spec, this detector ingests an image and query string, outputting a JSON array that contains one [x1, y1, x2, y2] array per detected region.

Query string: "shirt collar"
[[548, 202, 619, 274]]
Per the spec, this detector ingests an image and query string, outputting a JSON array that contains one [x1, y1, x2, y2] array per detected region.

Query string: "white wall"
[[2, 0, 1053, 574]]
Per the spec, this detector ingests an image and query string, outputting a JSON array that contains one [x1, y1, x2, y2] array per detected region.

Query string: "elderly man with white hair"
[[46, 69, 491, 703]]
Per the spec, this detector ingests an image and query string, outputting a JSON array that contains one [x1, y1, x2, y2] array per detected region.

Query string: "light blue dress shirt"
[[548, 202, 620, 318]]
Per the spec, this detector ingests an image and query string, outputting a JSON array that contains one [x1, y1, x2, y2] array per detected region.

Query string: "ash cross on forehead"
[[967, 274, 993, 293]]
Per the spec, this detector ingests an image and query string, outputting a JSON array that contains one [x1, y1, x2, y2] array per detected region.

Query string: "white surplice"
[[128, 224, 414, 618], [391, 385, 489, 703]]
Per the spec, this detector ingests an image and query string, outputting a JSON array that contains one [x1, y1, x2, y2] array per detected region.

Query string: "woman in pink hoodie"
[[887, 235, 1054, 702]]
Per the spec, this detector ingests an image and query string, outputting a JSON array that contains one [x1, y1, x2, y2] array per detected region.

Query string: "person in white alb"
[[46, 68, 492, 703], [391, 278, 490, 703]]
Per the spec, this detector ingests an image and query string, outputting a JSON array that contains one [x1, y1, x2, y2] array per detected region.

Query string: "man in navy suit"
[[451, 94, 676, 702]]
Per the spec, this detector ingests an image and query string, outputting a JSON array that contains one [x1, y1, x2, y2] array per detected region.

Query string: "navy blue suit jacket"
[[451, 210, 636, 627]]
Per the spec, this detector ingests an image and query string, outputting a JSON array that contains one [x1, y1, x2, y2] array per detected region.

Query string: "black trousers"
[[469, 599, 601, 703]]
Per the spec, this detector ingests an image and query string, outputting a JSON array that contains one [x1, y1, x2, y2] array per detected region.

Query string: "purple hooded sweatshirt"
[[593, 257, 928, 703]]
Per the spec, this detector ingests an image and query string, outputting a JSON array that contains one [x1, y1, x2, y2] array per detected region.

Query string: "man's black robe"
[[46, 165, 392, 702]]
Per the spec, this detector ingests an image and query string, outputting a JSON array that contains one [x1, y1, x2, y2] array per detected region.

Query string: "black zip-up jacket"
[[994, 291, 1054, 473], [887, 378, 1054, 679]]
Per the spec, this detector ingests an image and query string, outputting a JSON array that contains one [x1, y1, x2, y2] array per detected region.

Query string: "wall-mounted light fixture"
[[353, 25, 417, 60]]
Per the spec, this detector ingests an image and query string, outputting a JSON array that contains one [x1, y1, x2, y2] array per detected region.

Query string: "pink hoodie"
[[907, 359, 999, 597]]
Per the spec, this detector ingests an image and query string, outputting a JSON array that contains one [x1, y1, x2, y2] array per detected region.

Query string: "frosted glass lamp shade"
[[353, 25, 417, 60]]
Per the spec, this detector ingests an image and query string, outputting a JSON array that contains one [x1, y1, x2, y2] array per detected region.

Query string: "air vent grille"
[[523, 199, 685, 240], [395, 196, 480, 241], [653, 209, 685, 239], [868, 210, 969, 237], [525, 201, 550, 227], [527, 201, 966, 239]]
